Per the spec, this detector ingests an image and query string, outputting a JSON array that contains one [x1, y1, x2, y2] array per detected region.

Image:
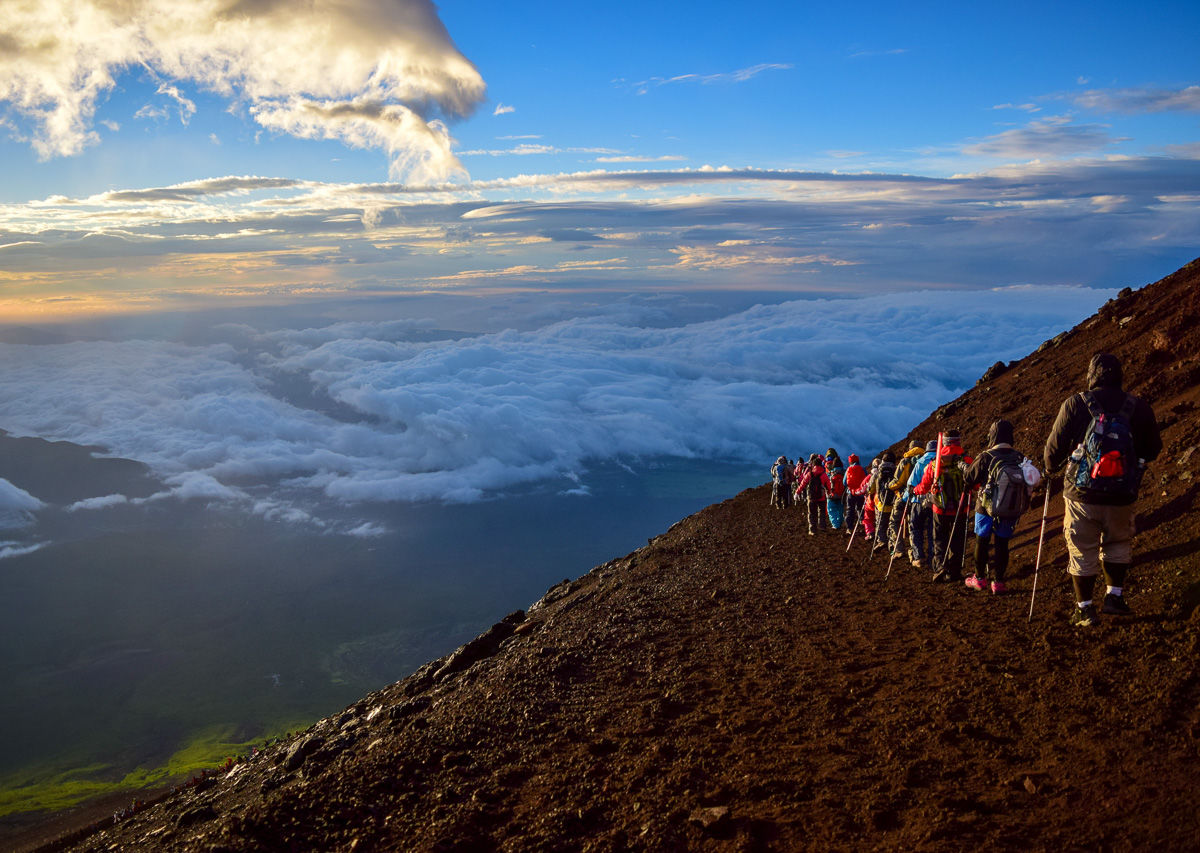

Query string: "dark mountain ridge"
[[28, 258, 1200, 851]]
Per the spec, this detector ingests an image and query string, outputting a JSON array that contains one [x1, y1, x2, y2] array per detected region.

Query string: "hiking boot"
[[911, 558, 924, 568], [964, 575, 987, 591], [1070, 604, 1100, 628], [931, 567, 950, 583], [990, 581, 1007, 595], [1101, 593, 1132, 616]]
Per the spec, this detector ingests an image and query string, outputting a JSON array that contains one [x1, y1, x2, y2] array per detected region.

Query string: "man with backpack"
[[1044, 353, 1161, 627], [906, 440, 939, 568], [770, 456, 793, 509], [843, 454, 868, 535], [887, 441, 924, 561], [962, 419, 1037, 594], [797, 454, 833, 535], [824, 450, 847, 530], [869, 451, 898, 552], [913, 430, 972, 581]]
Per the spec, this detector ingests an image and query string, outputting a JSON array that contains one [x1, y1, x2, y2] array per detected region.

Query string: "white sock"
[[1077, 600, 1093, 608], [1107, 586, 1123, 596]]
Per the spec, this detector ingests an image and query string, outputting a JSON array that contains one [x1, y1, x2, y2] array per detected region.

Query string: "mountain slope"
[[43, 258, 1200, 852]]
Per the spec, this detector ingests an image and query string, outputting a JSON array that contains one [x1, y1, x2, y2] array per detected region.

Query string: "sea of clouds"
[[0, 286, 1111, 531]]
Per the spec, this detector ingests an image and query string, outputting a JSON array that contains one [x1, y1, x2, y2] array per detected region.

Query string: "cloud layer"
[[0, 0, 484, 180], [0, 286, 1110, 513]]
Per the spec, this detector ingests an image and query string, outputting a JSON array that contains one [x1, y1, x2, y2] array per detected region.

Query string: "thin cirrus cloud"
[[0, 0, 485, 182], [0, 285, 1112, 515], [625, 62, 792, 95], [1071, 85, 1200, 114]]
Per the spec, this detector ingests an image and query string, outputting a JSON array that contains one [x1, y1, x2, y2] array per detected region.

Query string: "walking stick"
[[846, 510, 862, 552], [884, 498, 911, 581], [1028, 485, 1052, 622]]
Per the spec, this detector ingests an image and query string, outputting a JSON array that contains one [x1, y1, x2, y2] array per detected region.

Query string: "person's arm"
[[1044, 394, 1083, 473], [1133, 398, 1163, 464]]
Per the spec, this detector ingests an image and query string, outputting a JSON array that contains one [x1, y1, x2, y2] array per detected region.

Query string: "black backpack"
[[984, 452, 1030, 519], [1069, 392, 1142, 498], [875, 461, 897, 510]]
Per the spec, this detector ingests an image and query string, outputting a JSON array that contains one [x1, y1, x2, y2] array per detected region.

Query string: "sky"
[[0, 0, 1198, 520], [0, 0, 1196, 323]]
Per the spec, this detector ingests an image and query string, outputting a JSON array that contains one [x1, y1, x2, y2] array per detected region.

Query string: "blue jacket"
[[907, 450, 937, 494]]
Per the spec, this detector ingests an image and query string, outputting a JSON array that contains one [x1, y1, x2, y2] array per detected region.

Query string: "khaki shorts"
[[1063, 498, 1135, 576]]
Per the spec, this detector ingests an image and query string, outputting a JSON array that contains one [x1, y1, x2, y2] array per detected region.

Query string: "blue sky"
[[1, 0, 1197, 324]]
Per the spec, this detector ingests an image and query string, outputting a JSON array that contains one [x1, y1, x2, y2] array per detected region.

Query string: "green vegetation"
[[0, 720, 311, 818]]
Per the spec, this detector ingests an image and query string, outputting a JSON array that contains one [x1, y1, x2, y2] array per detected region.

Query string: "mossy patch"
[[0, 719, 311, 818]]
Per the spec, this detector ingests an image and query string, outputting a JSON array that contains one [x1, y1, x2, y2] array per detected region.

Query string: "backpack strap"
[[1117, 393, 1136, 423]]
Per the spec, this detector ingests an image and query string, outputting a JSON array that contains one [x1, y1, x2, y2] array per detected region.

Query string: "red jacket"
[[844, 462, 867, 494], [797, 463, 832, 500]]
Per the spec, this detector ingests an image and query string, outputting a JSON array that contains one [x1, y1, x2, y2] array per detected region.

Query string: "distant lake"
[[0, 456, 760, 815]]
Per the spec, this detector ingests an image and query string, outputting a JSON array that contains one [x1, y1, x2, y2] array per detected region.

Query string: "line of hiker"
[[767, 353, 1161, 627]]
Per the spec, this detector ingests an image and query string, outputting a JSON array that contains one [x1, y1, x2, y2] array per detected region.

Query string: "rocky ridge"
[[28, 258, 1200, 851]]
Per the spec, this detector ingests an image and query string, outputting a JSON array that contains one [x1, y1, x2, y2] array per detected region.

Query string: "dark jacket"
[[1043, 355, 1161, 506]]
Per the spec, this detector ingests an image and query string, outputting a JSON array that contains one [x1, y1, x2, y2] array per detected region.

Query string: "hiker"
[[1044, 353, 1161, 627], [962, 419, 1039, 594], [864, 460, 883, 539], [869, 451, 898, 552], [887, 441, 924, 558], [914, 430, 973, 581], [825, 449, 847, 530], [904, 440, 938, 568], [797, 454, 832, 535], [843, 453, 868, 535], [770, 456, 793, 509]]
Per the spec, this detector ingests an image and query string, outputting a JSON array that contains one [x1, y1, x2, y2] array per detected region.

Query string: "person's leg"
[[1064, 499, 1103, 626], [931, 512, 951, 579], [1098, 503, 1136, 615]]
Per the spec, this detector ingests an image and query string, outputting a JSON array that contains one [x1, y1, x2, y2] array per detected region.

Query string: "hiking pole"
[[1028, 484, 1053, 622], [846, 510, 862, 552], [884, 499, 911, 581]]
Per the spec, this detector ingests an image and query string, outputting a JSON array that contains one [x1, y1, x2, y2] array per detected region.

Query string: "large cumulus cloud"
[[0, 286, 1111, 509], [0, 0, 484, 181]]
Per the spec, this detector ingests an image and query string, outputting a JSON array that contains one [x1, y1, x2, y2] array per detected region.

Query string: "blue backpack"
[[1069, 392, 1141, 498]]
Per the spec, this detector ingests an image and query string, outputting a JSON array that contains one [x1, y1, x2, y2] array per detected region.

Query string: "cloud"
[[493, 103, 515, 116], [669, 242, 858, 270], [595, 155, 687, 164], [1071, 85, 1200, 114], [0, 286, 1112, 510], [0, 542, 46, 560], [964, 117, 1120, 159], [67, 494, 130, 512], [627, 63, 792, 95], [1, 156, 1196, 320], [0, 0, 485, 180], [0, 478, 44, 528], [848, 48, 909, 59]]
